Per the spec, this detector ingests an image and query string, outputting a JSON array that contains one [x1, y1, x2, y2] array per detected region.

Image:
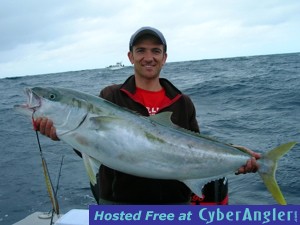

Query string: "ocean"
[[0, 52, 299, 224]]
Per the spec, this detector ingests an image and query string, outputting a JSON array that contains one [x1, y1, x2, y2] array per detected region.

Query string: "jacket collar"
[[120, 75, 182, 100]]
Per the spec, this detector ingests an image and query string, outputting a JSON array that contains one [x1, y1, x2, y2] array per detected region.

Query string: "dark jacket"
[[92, 75, 199, 203]]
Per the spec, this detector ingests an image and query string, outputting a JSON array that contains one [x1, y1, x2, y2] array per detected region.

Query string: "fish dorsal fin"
[[150, 112, 225, 144], [149, 112, 176, 128]]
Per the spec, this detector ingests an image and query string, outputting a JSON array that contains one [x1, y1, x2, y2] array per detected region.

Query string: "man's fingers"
[[45, 119, 53, 135], [33, 117, 59, 141], [250, 157, 259, 173], [50, 126, 59, 141], [39, 118, 47, 135], [33, 117, 41, 131], [235, 156, 260, 175]]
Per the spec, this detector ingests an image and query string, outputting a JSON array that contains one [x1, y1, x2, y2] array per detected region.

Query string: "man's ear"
[[128, 51, 134, 64], [163, 53, 168, 65]]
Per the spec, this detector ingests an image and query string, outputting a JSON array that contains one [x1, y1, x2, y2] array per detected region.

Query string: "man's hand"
[[33, 117, 60, 141], [233, 145, 261, 175]]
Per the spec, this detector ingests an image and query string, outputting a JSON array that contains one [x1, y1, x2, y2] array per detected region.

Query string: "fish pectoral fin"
[[182, 177, 225, 198], [82, 153, 101, 186]]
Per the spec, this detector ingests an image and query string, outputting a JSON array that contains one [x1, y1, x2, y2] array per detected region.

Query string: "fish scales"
[[15, 86, 297, 205]]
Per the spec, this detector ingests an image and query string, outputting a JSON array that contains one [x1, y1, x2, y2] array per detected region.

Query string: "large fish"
[[15, 87, 296, 205]]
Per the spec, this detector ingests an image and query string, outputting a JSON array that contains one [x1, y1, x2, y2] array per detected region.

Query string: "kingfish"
[[15, 87, 296, 205]]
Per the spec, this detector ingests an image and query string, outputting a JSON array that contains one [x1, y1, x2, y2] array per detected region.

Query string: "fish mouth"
[[24, 88, 42, 111], [13, 88, 42, 116]]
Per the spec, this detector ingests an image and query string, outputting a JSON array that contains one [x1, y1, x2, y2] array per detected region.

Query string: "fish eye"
[[49, 93, 56, 100]]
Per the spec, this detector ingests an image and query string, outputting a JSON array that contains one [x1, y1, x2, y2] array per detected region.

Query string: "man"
[[34, 26, 260, 204]]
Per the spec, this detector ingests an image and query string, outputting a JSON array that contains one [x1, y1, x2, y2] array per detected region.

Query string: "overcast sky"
[[1, 0, 299, 78]]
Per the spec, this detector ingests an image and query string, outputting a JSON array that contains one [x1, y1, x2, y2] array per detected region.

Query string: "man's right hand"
[[33, 117, 60, 141]]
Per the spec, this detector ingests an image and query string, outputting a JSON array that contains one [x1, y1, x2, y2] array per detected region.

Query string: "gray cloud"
[[0, 0, 299, 78]]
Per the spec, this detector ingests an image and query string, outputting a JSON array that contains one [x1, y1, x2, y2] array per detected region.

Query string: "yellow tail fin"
[[258, 142, 297, 205]]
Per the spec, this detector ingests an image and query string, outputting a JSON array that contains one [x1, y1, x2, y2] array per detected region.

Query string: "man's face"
[[128, 37, 167, 80]]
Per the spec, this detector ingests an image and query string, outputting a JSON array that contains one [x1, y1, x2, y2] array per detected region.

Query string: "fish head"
[[15, 86, 89, 136], [14, 87, 42, 117]]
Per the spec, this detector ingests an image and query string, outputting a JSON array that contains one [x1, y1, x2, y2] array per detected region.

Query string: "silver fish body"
[[16, 87, 296, 205]]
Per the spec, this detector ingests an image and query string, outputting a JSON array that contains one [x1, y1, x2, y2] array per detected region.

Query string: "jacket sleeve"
[[189, 102, 200, 133], [184, 94, 200, 133], [99, 85, 119, 102]]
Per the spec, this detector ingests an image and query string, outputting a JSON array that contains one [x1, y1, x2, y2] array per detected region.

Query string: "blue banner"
[[89, 205, 299, 224]]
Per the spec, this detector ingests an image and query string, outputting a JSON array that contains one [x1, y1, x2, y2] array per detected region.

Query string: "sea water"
[[0, 52, 299, 224]]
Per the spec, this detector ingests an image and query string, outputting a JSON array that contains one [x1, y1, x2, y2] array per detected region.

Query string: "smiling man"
[[128, 27, 167, 88], [34, 26, 259, 204]]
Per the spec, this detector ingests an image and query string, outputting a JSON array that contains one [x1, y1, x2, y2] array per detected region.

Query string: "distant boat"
[[106, 62, 125, 70]]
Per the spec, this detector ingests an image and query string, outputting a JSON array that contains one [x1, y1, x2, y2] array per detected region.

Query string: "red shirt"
[[134, 87, 172, 115]]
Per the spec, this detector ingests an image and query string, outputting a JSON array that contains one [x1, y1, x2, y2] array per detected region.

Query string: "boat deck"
[[13, 209, 88, 225]]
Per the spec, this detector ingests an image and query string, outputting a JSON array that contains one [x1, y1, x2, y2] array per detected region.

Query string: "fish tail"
[[258, 142, 297, 205]]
